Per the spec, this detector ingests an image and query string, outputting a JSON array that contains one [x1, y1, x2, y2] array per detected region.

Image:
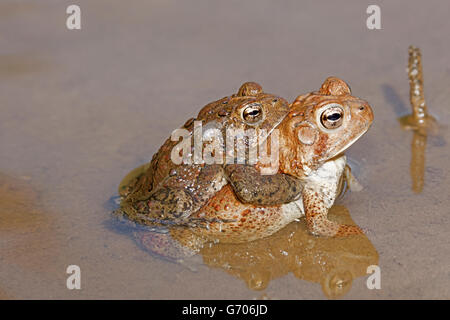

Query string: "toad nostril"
[[359, 106, 365, 111]]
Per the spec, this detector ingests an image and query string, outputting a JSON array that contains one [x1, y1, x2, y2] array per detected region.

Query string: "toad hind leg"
[[124, 164, 228, 227], [302, 189, 363, 237]]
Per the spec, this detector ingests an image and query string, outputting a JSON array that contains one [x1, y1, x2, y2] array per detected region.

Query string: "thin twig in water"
[[398, 46, 437, 193]]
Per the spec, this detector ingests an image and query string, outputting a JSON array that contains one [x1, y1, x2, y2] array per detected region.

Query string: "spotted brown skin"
[[191, 185, 297, 243]]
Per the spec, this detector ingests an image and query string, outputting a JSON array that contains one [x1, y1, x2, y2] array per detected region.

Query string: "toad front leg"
[[302, 187, 363, 237], [224, 164, 303, 205]]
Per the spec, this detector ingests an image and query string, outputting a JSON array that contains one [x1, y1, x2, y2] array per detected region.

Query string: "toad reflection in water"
[[131, 205, 378, 299], [398, 46, 438, 193]]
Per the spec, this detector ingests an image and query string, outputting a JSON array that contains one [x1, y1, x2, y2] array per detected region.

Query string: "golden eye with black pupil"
[[242, 103, 263, 123], [320, 105, 344, 129]]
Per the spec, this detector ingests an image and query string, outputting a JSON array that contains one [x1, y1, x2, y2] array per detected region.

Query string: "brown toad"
[[115, 77, 373, 261]]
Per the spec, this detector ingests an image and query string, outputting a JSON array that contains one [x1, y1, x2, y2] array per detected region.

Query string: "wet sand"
[[0, 0, 449, 299]]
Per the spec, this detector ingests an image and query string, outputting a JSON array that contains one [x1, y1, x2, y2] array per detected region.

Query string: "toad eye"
[[320, 104, 344, 129], [242, 103, 263, 124]]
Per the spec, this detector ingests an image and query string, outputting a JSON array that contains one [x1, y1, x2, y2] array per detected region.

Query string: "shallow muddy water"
[[1, 0, 449, 299]]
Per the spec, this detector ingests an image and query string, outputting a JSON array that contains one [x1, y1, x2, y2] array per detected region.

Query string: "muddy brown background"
[[1, 0, 449, 299]]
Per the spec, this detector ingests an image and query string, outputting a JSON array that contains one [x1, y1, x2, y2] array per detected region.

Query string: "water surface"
[[1, 0, 449, 299]]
